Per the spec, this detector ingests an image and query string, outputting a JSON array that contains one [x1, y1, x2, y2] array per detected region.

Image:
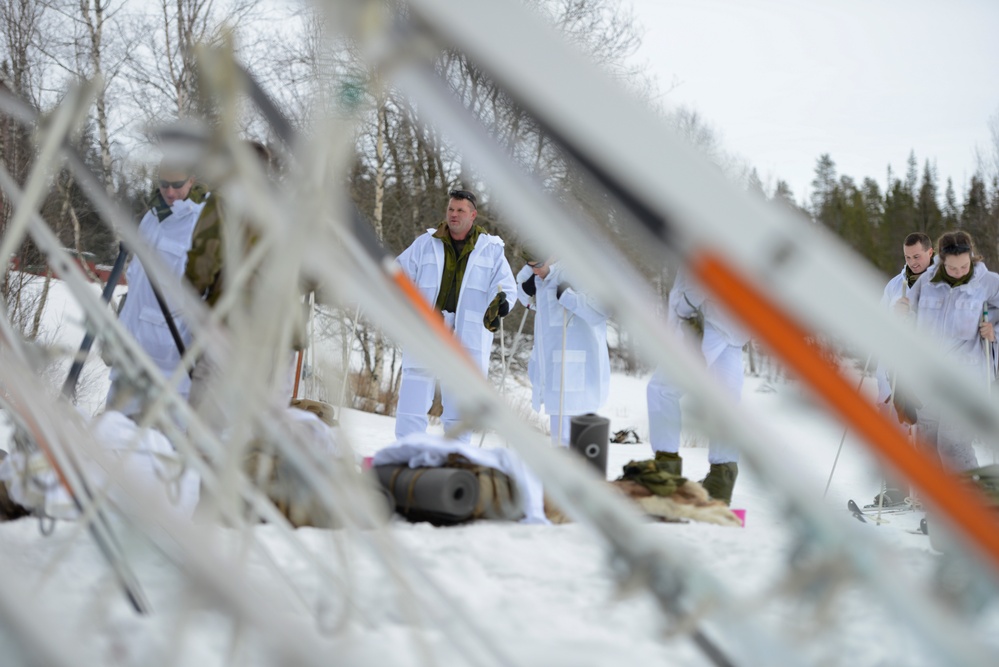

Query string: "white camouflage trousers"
[[915, 403, 980, 472], [646, 324, 743, 465], [395, 367, 472, 443]]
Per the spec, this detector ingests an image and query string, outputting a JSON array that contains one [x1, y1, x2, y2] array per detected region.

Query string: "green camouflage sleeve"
[[185, 195, 225, 305]]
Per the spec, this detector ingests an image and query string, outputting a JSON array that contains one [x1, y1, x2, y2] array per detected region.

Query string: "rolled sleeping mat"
[[570, 413, 610, 477], [375, 465, 480, 524]]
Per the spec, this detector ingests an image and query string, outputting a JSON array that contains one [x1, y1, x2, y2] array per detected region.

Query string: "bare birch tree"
[[122, 0, 259, 125]]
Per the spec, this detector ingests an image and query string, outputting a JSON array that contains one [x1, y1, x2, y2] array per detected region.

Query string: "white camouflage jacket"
[[516, 263, 610, 415], [112, 197, 205, 395], [396, 228, 515, 374], [909, 262, 999, 377], [668, 268, 750, 348]]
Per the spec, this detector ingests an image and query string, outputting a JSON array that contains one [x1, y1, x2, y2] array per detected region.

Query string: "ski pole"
[[479, 304, 532, 447], [983, 303, 992, 397], [984, 303, 995, 463], [499, 305, 529, 395], [306, 291, 316, 398], [292, 349, 304, 399], [822, 352, 872, 498], [292, 291, 316, 400], [498, 310, 507, 391], [557, 306, 568, 446], [61, 242, 128, 399], [477, 312, 510, 448], [337, 303, 361, 416], [150, 279, 187, 358]]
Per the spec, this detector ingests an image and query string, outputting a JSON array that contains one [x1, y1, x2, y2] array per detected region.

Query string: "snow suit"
[[875, 260, 936, 409], [907, 262, 999, 471], [395, 224, 515, 442], [106, 192, 206, 416], [516, 263, 609, 445], [875, 266, 909, 407], [646, 269, 749, 464]]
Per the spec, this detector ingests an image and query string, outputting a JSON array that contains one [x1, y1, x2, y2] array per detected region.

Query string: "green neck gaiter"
[[931, 263, 974, 288]]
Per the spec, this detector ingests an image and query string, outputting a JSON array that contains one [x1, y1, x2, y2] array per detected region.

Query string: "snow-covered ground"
[[2, 278, 998, 666]]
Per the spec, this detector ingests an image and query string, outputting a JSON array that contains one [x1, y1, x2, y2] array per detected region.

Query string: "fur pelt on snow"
[[0, 452, 28, 521], [545, 478, 741, 527]]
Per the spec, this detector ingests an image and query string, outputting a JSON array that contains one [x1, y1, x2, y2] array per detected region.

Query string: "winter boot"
[[872, 487, 907, 507], [654, 450, 682, 476], [701, 462, 738, 505]]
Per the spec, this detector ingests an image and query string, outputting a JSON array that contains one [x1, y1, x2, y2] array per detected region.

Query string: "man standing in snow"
[[646, 268, 749, 505], [516, 256, 609, 445], [871, 232, 934, 505], [105, 159, 207, 417], [875, 232, 934, 417], [395, 189, 516, 442]]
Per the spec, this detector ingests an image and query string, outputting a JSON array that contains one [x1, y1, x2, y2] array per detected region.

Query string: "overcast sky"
[[624, 0, 999, 204]]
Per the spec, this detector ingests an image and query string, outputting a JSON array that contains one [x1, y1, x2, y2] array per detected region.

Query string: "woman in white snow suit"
[[106, 160, 207, 417], [516, 258, 610, 445], [394, 190, 516, 442], [646, 268, 750, 505], [903, 230, 999, 472]]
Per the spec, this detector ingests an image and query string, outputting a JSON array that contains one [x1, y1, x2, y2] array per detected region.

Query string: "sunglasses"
[[449, 189, 477, 208], [527, 260, 547, 269], [159, 179, 190, 189]]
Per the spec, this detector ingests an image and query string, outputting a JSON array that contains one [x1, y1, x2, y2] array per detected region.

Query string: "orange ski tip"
[[390, 269, 481, 372]]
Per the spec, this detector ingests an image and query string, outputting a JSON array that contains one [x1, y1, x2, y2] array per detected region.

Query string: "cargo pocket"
[[159, 237, 191, 274], [550, 349, 586, 393], [137, 306, 179, 366]]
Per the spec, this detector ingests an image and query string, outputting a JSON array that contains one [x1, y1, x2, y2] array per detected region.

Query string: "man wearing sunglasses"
[[395, 189, 515, 442], [105, 160, 207, 417], [516, 256, 609, 446]]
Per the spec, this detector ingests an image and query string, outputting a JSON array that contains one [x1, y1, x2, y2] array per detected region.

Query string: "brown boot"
[[701, 462, 738, 505], [653, 450, 683, 476]]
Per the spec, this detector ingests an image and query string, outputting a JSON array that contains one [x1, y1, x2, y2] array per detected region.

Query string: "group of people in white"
[[392, 188, 744, 505], [390, 190, 999, 509], [69, 169, 996, 514], [873, 230, 998, 506]]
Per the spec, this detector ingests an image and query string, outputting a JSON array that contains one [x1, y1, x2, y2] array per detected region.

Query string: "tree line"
[[755, 149, 999, 276], [2, 0, 998, 412]]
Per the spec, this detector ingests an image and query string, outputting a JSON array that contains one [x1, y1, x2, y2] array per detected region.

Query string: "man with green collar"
[[105, 159, 207, 417], [395, 189, 515, 442], [872, 232, 933, 506]]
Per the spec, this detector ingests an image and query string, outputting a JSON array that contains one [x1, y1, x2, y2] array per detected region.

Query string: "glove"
[[483, 292, 510, 332], [556, 282, 571, 300], [890, 385, 921, 426], [521, 275, 537, 297], [99, 342, 114, 367], [677, 293, 704, 344], [678, 314, 704, 345]]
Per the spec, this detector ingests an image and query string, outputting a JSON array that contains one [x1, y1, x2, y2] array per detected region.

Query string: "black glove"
[[890, 387, 921, 426], [521, 275, 537, 297], [483, 292, 510, 332], [556, 282, 571, 300]]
